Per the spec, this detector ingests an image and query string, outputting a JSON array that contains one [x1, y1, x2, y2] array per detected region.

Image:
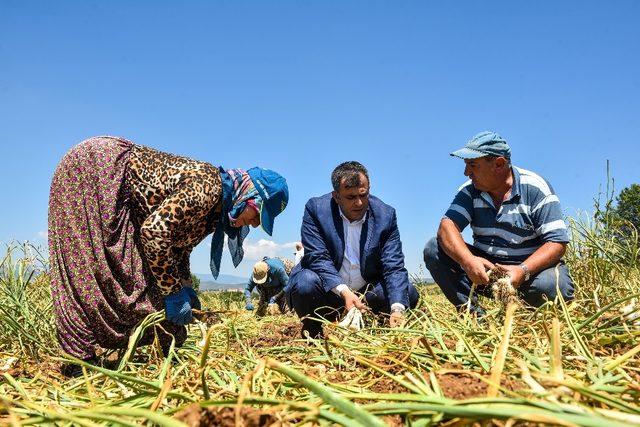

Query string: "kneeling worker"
[[424, 131, 574, 315], [245, 257, 294, 316], [287, 161, 419, 338]]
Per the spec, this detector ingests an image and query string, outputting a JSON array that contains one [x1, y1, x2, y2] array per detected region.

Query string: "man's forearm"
[[438, 218, 474, 267], [522, 242, 566, 275]]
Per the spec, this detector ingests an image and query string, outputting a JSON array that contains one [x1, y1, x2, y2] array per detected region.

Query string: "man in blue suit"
[[286, 161, 420, 338]]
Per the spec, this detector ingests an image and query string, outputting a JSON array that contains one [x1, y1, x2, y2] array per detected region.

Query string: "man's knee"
[[555, 271, 575, 302], [423, 237, 440, 267], [288, 269, 326, 310], [522, 264, 574, 306], [290, 269, 323, 296]]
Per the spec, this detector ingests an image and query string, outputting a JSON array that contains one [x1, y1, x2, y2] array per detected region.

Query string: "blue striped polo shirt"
[[444, 166, 569, 262]]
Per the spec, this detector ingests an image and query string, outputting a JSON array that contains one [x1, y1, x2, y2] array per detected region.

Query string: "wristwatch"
[[519, 263, 531, 281]]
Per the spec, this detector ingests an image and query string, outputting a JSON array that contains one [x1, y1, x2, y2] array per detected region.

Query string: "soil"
[[174, 403, 278, 427], [420, 337, 458, 352], [246, 322, 301, 348], [193, 309, 223, 325], [1, 359, 61, 380], [325, 370, 357, 384], [383, 414, 404, 426], [438, 421, 543, 427], [437, 371, 488, 399], [1, 354, 126, 380], [436, 370, 521, 400], [363, 358, 406, 375], [369, 377, 408, 394]]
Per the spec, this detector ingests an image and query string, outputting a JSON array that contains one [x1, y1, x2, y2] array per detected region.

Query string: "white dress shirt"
[[332, 209, 405, 312], [334, 210, 367, 293]]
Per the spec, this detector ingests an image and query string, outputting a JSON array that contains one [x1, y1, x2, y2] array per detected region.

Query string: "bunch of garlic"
[[338, 307, 363, 330], [488, 267, 518, 306]]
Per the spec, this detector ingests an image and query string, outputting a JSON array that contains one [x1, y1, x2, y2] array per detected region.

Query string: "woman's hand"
[[164, 287, 201, 325]]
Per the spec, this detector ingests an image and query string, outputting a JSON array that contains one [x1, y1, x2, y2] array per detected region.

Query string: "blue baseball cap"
[[450, 131, 511, 160], [247, 167, 289, 236]]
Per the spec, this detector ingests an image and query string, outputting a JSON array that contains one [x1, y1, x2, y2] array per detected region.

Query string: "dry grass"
[[1, 210, 640, 426]]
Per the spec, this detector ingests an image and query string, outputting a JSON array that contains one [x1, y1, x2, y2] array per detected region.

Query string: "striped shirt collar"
[[444, 165, 569, 262], [510, 166, 522, 199]]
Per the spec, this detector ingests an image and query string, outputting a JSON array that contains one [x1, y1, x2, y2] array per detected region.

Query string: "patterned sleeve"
[[175, 248, 192, 281], [444, 183, 474, 231], [140, 178, 219, 296]]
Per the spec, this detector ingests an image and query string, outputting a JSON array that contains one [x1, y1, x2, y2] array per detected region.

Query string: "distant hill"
[[194, 273, 433, 290], [412, 277, 435, 285], [195, 273, 246, 291]]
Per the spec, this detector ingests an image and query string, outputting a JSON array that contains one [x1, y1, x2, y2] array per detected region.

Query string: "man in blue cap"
[[423, 131, 574, 315], [245, 256, 294, 316], [286, 161, 420, 338]]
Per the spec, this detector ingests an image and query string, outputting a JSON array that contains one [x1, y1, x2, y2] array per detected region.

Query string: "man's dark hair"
[[331, 161, 369, 191]]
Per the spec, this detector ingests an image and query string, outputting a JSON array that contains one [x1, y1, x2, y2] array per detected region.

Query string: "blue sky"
[[1, 1, 638, 279]]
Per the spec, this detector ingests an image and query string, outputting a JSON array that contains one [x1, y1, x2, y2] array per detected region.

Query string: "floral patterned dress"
[[48, 136, 221, 359]]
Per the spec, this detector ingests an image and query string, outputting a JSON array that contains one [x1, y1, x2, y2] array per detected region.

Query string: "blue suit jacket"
[[291, 193, 411, 307]]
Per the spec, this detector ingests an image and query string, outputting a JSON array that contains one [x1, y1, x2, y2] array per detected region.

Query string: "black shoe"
[[61, 356, 98, 378]]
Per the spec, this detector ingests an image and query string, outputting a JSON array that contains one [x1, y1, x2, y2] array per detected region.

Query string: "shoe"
[[61, 356, 98, 378]]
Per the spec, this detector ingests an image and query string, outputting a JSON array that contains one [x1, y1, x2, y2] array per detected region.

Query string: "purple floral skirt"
[[48, 136, 185, 359]]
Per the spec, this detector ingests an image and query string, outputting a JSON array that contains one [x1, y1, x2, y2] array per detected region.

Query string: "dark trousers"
[[423, 237, 574, 314], [286, 268, 420, 337], [255, 285, 288, 317]]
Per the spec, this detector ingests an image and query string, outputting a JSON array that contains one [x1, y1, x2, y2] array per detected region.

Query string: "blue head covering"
[[209, 167, 289, 279], [209, 168, 253, 279]]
